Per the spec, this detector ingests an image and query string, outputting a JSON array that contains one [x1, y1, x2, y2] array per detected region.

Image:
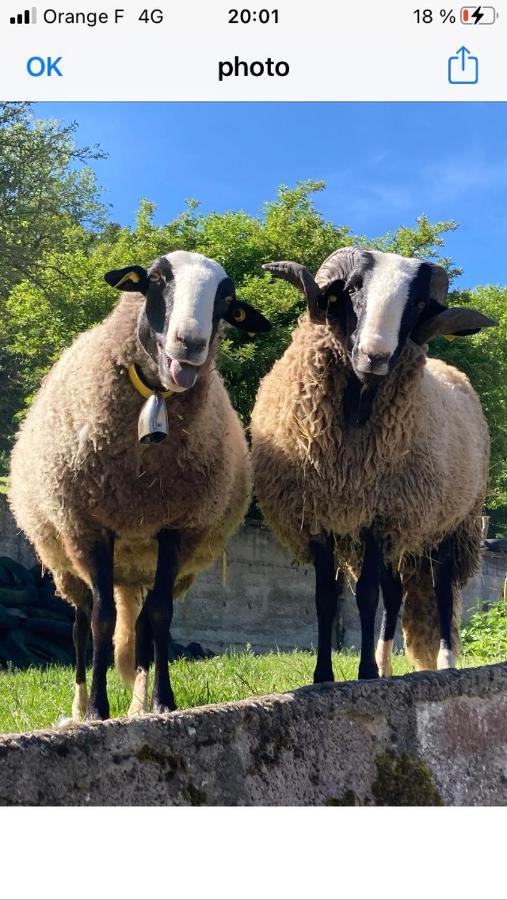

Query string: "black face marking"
[[317, 253, 376, 350], [402, 262, 433, 339], [213, 277, 236, 322], [137, 257, 176, 365]]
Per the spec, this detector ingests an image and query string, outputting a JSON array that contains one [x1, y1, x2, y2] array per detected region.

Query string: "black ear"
[[223, 299, 272, 334], [316, 279, 349, 315], [104, 265, 149, 294]]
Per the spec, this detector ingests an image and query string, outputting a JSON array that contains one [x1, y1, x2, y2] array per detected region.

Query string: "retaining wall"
[[1, 664, 506, 806]]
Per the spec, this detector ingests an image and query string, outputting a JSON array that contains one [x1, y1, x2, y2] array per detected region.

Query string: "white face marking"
[[164, 250, 228, 365], [359, 253, 421, 358]]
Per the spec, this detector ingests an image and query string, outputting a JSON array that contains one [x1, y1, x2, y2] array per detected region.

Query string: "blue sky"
[[38, 102, 507, 288]]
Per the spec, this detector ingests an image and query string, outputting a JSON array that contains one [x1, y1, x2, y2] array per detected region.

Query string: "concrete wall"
[[1, 496, 506, 654], [173, 520, 507, 652], [0, 494, 34, 569], [1, 664, 506, 806]]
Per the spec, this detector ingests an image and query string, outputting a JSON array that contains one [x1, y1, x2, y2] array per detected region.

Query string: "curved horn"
[[263, 261, 323, 323], [413, 307, 497, 344], [315, 247, 369, 292]]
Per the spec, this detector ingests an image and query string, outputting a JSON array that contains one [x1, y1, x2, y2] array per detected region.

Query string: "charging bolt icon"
[[461, 6, 498, 24]]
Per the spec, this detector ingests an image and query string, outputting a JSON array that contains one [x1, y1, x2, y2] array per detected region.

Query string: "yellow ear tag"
[[233, 308, 247, 323], [114, 271, 140, 289]]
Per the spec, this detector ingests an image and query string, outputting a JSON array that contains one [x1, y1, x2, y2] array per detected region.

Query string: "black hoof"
[[153, 689, 177, 714], [313, 668, 335, 685], [85, 703, 109, 721], [357, 663, 379, 681], [153, 700, 177, 715]]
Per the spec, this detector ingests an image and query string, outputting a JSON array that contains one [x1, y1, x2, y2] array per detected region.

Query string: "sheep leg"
[[145, 528, 180, 714], [310, 536, 340, 684], [376, 564, 403, 677], [434, 538, 456, 670], [128, 600, 152, 716], [72, 602, 92, 719], [356, 531, 382, 680], [87, 532, 116, 721]]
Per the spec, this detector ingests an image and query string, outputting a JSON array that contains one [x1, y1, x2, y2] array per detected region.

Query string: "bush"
[[461, 597, 507, 663]]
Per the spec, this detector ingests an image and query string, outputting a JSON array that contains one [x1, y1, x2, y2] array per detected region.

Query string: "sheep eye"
[[233, 308, 247, 323], [149, 272, 162, 284], [225, 296, 235, 303], [327, 295, 338, 304]]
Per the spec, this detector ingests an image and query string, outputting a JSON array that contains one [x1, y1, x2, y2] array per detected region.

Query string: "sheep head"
[[265, 248, 496, 385], [105, 251, 271, 394]]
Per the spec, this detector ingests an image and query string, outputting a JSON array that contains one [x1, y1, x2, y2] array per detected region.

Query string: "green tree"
[[0, 102, 105, 291], [432, 285, 507, 532], [0, 102, 106, 469]]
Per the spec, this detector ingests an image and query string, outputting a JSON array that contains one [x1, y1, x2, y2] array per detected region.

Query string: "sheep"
[[251, 247, 495, 682], [8, 250, 271, 721]]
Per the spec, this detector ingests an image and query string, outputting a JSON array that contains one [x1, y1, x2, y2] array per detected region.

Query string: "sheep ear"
[[223, 299, 272, 334], [413, 307, 497, 344], [104, 266, 149, 293]]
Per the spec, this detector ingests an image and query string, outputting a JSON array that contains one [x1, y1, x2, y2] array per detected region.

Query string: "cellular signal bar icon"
[[9, 7, 37, 24]]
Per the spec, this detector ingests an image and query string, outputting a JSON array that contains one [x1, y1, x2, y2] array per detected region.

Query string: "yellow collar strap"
[[127, 364, 173, 400]]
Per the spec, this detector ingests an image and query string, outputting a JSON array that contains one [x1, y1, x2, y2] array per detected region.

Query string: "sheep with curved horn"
[[252, 246, 495, 682]]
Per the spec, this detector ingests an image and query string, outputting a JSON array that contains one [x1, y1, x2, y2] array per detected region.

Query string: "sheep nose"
[[168, 330, 208, 363], [366, 351, 390, 373], [176, 330, 206, 351], [355, 348, 391, 376]]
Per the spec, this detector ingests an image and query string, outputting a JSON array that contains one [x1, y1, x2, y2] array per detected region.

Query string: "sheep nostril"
[[177, 335, 206, 354]]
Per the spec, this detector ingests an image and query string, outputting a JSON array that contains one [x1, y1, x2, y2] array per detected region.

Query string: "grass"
[[0, 476, 8, 495], [0, 648, 496, 735], [462, 597, 507, 662]]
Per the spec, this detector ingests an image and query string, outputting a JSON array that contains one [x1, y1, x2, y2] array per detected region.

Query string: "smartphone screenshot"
[[0, 2, 506, 899]]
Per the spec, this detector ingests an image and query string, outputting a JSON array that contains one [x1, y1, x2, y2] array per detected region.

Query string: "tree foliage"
[[433, 285, 507, 531], [0, 102, 106, 469]]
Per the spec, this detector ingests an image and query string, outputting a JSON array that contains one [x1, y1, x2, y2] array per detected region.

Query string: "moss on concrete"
[[372, 751, 443, 806]]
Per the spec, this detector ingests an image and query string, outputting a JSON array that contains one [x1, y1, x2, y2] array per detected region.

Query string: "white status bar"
[[0, 1, 505, 100]]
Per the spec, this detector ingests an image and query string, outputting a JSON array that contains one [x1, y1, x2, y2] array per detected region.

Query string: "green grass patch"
[[0, 476, 8, 495], [462, 597, 507, 663], [0, 648, 495, 735]]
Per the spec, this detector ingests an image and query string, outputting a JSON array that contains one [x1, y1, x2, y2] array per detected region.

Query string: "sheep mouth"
[[160, 355, 200, 393]]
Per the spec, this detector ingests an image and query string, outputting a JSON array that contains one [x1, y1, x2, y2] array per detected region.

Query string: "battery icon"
[[461, 6, 497, 23]]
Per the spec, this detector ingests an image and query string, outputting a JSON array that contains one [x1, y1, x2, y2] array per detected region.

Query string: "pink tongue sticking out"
[[170, 358, 199, 390]]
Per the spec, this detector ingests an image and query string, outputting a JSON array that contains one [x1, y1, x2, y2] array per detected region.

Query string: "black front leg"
[[310, 535, 343, 684], [376, 563, 403, 677], [146, 529, 180, 714], [87, 532, 115, 721], [356, 530, 382, 680], [434, 538, 456, 669]]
